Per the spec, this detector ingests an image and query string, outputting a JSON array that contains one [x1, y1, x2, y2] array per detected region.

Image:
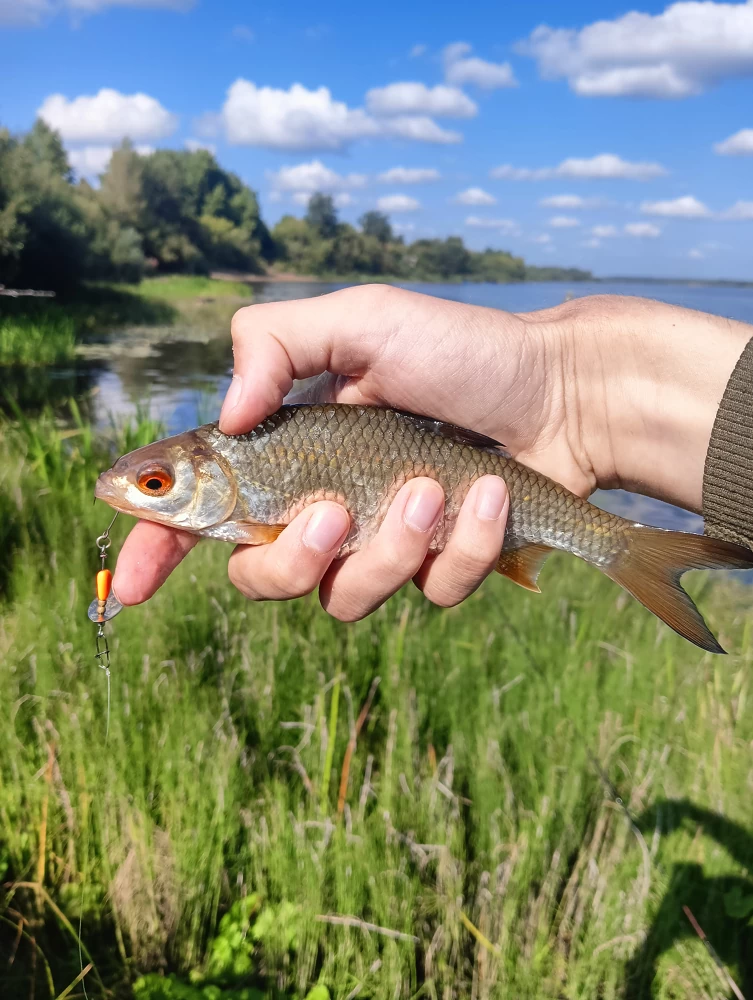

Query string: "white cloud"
[[376, 194, 421, 213], [491, 153, 666, 181], [218, 80, 378, 150], [540, 194, 583, 208], [625, 222, 661, 238], [38, 88, 176, 143], [210, 80, 461, 150], [377, 166, 440, 184], [0, 0, 192, 24], [465, 216, 519, 234], [581, 238, 602, 248], [269, 160, 367, 193], [640, 195, 710, 218], [383, 116, 461, 143], [549, 215, 580, 228], [443, 41, 518, 89], [714, 128, 753, 155], [409, 43, 427, 58], [454, 187, 496, 205], [519, 0, 753, 99], [689, 248, 705, 259], [184, 138, 216, 154], [531, 233, 552, 244], [365, 82, 477, 118], [334, 193, 356, 208], [67, 142, 153, 178], [393, 222, 415, 234], [722, 201, 753, 220], [592, 224, 618, 238]]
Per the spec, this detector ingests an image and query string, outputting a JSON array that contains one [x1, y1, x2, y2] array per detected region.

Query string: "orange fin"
[[496, 543, 554, 593], [606, 527, 753, 654], [235, 523, 286, 545]]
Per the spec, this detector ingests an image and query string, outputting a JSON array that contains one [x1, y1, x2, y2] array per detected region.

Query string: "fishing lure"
[[87, 512, 123, 738]]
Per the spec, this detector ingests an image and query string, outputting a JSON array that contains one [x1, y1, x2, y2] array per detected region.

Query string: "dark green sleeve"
[[703, 336, 753, 549]]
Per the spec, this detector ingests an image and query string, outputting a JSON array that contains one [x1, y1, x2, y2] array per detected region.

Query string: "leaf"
[[723, 886, 753, 919]]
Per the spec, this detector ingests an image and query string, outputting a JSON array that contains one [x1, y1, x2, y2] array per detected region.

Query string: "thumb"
[[219, 285, 394, 435]]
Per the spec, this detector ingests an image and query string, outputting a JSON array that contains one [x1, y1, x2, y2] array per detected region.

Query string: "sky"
[[2, 0, 752, 279]]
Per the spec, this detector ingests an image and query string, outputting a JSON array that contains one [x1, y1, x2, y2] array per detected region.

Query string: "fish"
[[95, 403, 753, 654]]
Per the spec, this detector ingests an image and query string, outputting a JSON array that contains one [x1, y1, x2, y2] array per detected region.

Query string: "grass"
[[0, 408, 752, 999], [129, 275, 254, 301], [0, 306, 77, 366]]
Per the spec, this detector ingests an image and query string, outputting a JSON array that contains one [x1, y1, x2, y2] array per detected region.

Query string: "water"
[[21, 279, 753, 532]]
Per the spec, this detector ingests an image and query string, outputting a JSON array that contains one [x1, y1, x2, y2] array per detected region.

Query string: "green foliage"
[[134, 974, 265, 1000], [0, 123, 272, 293], [305, 193, 338, 239], [359, 210, 393, 244], [273, 193, 566, 283]]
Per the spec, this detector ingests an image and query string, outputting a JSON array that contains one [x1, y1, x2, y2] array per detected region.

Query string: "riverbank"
[[0, 276, 254, 366]]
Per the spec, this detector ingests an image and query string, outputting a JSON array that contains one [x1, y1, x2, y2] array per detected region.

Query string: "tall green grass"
[[0, 408, 751, 999], [0, 310, 77, 365]]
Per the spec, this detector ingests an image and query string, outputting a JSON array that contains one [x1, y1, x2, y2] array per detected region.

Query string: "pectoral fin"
[[234, 522, 286, 545], [496, 543, 554, 593]]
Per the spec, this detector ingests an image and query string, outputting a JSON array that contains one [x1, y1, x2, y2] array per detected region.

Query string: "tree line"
[[0, 120, 591, 293]]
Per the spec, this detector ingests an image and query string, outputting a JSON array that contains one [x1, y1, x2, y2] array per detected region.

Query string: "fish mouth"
[[95, 471, 138, 515]]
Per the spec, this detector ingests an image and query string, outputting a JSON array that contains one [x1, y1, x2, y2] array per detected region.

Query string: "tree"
[[359, 211, 393, 244], [305, 193, 338, 239]]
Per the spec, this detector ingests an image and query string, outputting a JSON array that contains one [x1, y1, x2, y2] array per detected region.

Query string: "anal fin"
[[496, 543, 553, 593]]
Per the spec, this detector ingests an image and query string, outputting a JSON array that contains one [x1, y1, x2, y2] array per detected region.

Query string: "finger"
[[319, 478, 444, 622], [112, 520, 199, 606], [228, 502, 350, 601], [414, 476, 508, 607], [219, 284, 406, 434]]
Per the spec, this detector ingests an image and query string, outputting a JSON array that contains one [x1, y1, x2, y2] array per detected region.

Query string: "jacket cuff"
[[703, 336, 753, 548]]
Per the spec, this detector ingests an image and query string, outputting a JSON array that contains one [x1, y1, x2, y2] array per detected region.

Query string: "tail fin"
[[606, 527, 753, 654]]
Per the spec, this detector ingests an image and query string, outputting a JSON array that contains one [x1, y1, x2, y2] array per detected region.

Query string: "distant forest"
[[0, 120, 592, 292]]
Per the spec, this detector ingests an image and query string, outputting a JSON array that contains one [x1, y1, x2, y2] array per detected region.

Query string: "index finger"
[[218, 284, 402, 435]]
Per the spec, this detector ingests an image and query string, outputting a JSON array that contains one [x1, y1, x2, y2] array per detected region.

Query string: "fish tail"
[[605, 527, 753, 654]]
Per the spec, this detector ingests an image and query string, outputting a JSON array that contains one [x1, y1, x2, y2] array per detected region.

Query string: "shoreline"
[[209, 270, 753, 289]]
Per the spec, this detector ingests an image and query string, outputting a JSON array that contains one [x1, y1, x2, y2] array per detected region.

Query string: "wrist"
[[521, 294, 750, 512]]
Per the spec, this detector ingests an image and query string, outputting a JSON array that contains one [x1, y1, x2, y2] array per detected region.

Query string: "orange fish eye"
[[136, 467, 174, 496]]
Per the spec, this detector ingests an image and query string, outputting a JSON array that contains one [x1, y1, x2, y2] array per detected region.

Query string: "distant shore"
[[210, 269, 753, 289]]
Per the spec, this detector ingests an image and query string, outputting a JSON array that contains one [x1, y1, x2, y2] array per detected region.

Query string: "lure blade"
[[88, 593, 123, 623]]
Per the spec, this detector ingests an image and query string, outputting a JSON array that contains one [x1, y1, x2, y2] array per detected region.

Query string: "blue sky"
[[3, 0, 752, 278]]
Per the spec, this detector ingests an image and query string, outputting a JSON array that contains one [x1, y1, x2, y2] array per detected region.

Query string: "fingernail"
[[475, 477, 507, 521], [404, 484, 443, 533], [303, 506, 349, 553], [220, 375, 242, 422]]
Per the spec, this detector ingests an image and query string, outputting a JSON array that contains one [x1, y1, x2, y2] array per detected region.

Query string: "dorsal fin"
[[390, 408, 511, 456]]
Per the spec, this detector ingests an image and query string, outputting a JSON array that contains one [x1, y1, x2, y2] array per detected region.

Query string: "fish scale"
[[201, 404, 627, 563], [96, 402, 753, 653]]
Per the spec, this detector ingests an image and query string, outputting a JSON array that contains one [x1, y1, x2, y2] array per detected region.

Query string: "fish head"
[[95, 428, 237, 532]]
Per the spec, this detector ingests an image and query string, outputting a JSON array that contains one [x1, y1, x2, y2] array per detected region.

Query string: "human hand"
[[112, 284, 751, 616]]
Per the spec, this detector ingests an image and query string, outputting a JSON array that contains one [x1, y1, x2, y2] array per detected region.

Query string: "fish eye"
[[136, 465, 174, 496]]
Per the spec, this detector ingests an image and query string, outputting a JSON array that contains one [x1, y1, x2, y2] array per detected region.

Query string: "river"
[[27, 279, 753, 533]]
